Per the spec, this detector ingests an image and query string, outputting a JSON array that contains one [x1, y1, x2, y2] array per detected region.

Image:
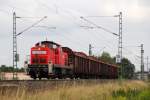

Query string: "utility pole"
[[116, 12, 123, 78], [118, 12, 122, 63], [89, 44, 93, 56], [13, 12, 20, 79], [140, 44, 144, 80], [147, 56, 149, 72]]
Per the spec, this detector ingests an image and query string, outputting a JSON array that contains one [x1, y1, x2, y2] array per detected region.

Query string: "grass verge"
[[0, 80, 149, 100]]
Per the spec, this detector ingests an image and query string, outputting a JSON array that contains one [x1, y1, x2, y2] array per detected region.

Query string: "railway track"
[[0, 79, 117, 87], [0, 79, 117, 84]]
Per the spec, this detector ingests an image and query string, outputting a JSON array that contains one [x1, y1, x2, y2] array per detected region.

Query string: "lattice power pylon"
[[13, 12, 19, 79]]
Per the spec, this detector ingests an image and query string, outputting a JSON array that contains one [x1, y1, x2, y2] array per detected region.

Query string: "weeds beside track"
[[0, 80, 149, 100]]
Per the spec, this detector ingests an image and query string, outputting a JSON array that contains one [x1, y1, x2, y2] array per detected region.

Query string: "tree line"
[[0, 65, 24, 72], [95, 51, 135, 79]]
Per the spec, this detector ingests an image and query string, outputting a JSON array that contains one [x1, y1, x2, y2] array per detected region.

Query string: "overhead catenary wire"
[[13, 0, 89, 51], [122, 47, 140, 58], [122, 47, 142, 71], [85, 15, 119, 18], [34, 0, 119, 56], [7, 0, 120, 57], [80, 16, 119, 36], [80, 28, 118, 53], [79, 17, 118, 54], [38, 25, 88, 51], [33, 0, 104, 49], [122, 47, 141, 62], [17, 17, 48, 19], [80, 13, 122, 67], [17, 0, 118, 56], [17, 16, 47, 36]]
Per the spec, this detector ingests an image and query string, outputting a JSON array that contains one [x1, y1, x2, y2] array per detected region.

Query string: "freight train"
[[25, 41, 118, 79]]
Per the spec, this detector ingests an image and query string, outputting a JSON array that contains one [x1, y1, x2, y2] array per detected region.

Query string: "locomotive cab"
[[27, 41, 71, 79]]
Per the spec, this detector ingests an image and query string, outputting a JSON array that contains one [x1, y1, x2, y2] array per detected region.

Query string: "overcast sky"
[[0, 0, 150, 71]]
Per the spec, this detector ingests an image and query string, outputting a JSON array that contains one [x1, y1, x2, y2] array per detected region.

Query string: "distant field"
[[0, 80, 149, 100], [0, 72, 32, 80]]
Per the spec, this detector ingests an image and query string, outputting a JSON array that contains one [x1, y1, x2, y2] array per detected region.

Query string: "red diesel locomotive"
[[25, 41, 118, 79]]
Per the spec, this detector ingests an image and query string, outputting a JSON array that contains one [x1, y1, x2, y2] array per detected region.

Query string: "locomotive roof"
[[36, 41, 61, 46]]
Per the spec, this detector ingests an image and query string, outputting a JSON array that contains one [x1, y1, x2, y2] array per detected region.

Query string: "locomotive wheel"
[[38, 72, 42, 80], [38, 75, 42, 80], [47, 76, 50, 79], [39, 77, 41, 80], [33, 76, 36, 80], [31, 74, 37, 80]]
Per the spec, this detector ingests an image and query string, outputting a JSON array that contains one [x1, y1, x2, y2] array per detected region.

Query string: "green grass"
[[0, 80, 149, 100], [112, 87, 150, 100], [111, 80, 150, 100]]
